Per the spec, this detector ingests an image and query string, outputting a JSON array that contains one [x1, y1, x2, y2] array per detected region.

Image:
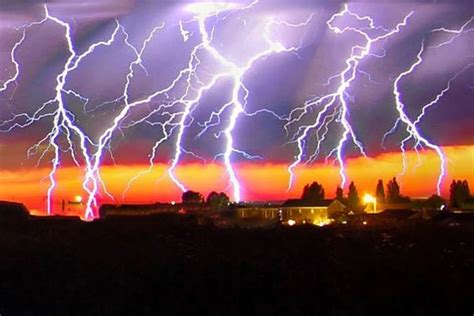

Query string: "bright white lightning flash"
[[1, 6, 121, 218], [167, 0, 309, 202], [286, 4, 413, 191], [382, 15, 474, 195], [1, 3, 470, 218], [185, 2, 240, 16], [118, 0, 307, 203], [390, 41, 447, 195]]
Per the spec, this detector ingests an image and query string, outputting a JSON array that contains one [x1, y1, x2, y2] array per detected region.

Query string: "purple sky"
[[0, 0, 473, 169]]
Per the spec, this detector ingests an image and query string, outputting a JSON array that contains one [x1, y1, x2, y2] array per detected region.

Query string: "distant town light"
[[74, 195, 83, 203], [363, 193, 377, 213], [363, 194, 375, 204], [287, 219, 296, 226], [363, 221, 368, 225], [313, 219, 331, 227]]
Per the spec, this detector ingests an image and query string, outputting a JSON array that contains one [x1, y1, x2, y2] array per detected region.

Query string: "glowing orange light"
[[363, 193, 377, 213], [1, 145, 473, 218], [363, 194, 375, 204], [313, 219, 331, 227]]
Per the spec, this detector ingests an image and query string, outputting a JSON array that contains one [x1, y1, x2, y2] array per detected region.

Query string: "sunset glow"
[[1, 146, 472, 217], [1, 1, 473, 220], [1, 1, 473, 314]]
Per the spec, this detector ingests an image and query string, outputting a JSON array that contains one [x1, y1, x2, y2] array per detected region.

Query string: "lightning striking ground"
[[1, 2, 471, 218], [286, 4, 413, 191], [382, 15, 473, 195], [124, 1, 308, 203]]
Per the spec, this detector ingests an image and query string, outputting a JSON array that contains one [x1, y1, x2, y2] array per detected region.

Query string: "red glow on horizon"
[[0, 145, 473, 217]]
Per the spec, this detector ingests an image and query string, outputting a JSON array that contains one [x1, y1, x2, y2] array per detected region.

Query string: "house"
[[281, 199, 346, 225], [0, 201, 29, 221], [353, 209, 418, 227], [376, 209, 417, 220], [280, 205, 329, 226], [460, 198, 474, 212], [364, 201, 412, 214], [237, 206, 280, 220], [236, 199, 346, 226]]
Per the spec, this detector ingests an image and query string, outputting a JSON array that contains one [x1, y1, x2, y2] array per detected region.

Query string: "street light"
[[363, 193, 377, 213]]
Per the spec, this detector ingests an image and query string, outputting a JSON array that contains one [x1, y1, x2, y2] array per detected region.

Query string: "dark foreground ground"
[[0, 215, 473, 315]]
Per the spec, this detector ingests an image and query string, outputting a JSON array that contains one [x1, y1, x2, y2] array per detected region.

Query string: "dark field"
[[0, 215, 473, 315]]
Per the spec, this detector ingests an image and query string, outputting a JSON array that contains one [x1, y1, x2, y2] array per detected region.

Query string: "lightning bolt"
[[2, 3, 469, 219], [1, 6, 122, 218], [122, 1, 309, 203], [43, 7, 123, 217], [390, 41, 447, 195], [1, 29, 27, 94], [180, 2, 311, 202], [429, 16, 473, 49], [286, 4, 413, 191], [0, 16, 52, 94], [383, 15, 474, 195]]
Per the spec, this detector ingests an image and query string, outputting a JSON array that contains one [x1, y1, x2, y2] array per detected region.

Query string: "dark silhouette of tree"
[[347, 181, 360, 210], [461, 180, 471, 206], [336, 186, 344, 201], [206, 191, 219, 204], [450, 180, 458, 207], [301, 182, 325, 204], [376, 179, 385, 202], [206, 191, 230, 212], [386, 177, 401, 203], [463, 180, 471, 196], [182, 191, 204, 204], [425, 194, 445, 209], [450, 180, 471, 208]]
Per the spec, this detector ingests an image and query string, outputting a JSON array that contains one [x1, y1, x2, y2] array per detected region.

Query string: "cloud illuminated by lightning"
[[382, 15, 473, 195], [286, 4, 413, 191], [1, 2, 471, 219], [122, 0, 308, 203]]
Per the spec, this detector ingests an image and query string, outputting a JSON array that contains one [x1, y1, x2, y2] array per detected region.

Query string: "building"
[[364, 201, 412, 214], [237, 206, 279, 220], [460, 198, 474, 212], [236, 199, 346, 226], [0, 201, 29, 221]]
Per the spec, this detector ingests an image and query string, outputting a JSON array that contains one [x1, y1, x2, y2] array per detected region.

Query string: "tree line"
[[300, 178, 473, 210], [299, 177, 410, 211], [180, 178, 472, 211], [181, 190, 229, 212], [450, 180, 472, 208]]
